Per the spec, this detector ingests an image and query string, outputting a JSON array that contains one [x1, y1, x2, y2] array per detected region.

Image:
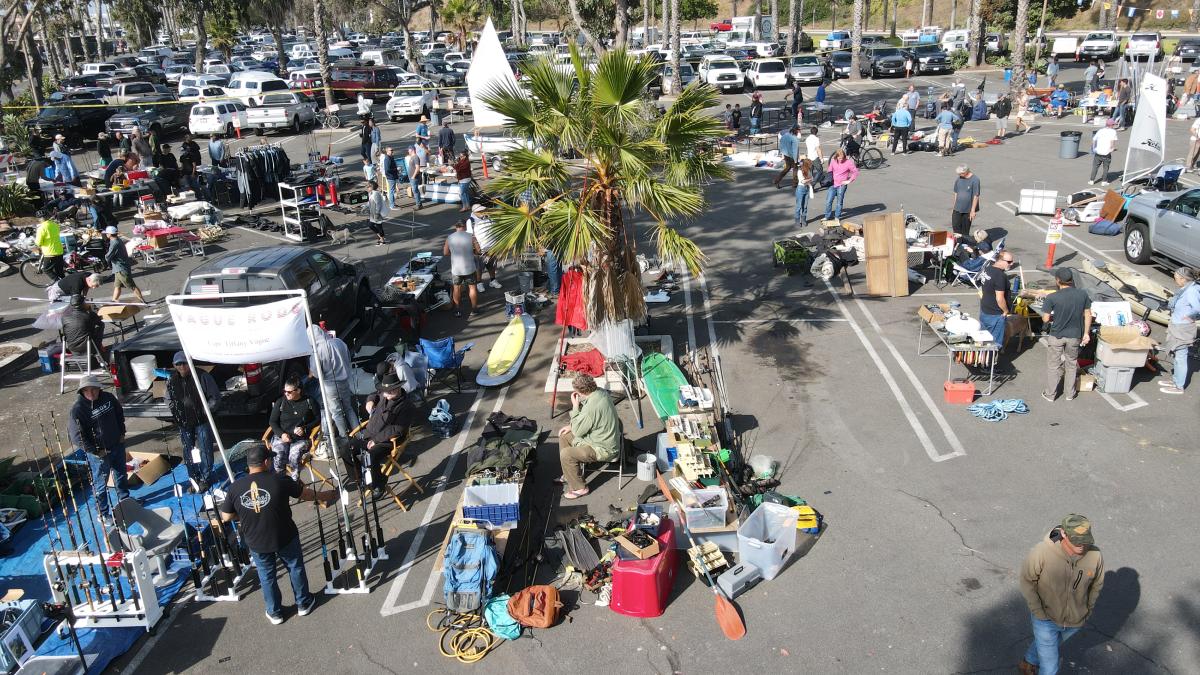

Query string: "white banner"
[[168, 297, 311, 364], [1123, 73, 1167, 184]]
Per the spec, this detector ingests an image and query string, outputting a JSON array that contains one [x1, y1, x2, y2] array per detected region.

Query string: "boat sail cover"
[[1121, 73, 1167, 185]]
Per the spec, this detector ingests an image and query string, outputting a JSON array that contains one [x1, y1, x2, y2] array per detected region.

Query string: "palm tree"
[[440, 0, 482, 52], [849, 0, 863, 80], [248, 0, 291, 75], [787, 0, 799, 54], [1192, 0, 1200, 32], [1011, 0, 1029, 95], [193, 0, 208, 74], [312, 0, 335, 109], [966, 0, 982, 67], [668, 0, 680, 92], [479, 48, 731, 326]]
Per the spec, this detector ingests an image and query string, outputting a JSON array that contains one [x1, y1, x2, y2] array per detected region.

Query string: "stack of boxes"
[[1092, 325, 1154, 394]]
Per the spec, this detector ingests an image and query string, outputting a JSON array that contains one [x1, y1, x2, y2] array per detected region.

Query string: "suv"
[[697, 54, 743, 92], [860, 46, 907, 78], [104, 95, 191, 137], [744, 58, 788, 90], [904, 44, 952, 74], [25, 100, 113, 146], [786, 55, 831, 85], [1078, 31, 1120, 61], [1174, 37, 1200, 63], [110, 246, 376, 419], [820, 31, 852, 51], [420, 60, 463, 86], [1123, 189, 1200, 269], [1125, 32, 1163, 61]]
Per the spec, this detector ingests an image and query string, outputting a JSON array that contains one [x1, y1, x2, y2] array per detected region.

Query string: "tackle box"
[[716, 562, 763, 600], [462, 483, 520, 529]]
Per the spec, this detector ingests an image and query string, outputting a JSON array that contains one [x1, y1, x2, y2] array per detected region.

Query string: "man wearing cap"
[[35, 216, 65, 282], [773, 125, 800, 189], [444, 220, 481, 318], [1040, 268, 1093, 402], [219, 442, 337, 624], [1160, 266, 1200, 394], [104, 226, 146, 304], [268, 377, 319, 476], [1089, 119, 1119, 186], [1018, 514, 1105, 675], [342, 371, 414, 499], [165, 351, 220, 490], [69, 376, 129, 525]]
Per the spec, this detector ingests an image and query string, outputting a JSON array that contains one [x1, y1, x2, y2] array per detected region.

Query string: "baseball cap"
[[1106, 118, 1117, 127], [172, 350, 188, 365], [1054, 267, 1073, 283], [1061, 514, 1094, 547], [104, 226, 118, 235], [471, 204, 486, 213]]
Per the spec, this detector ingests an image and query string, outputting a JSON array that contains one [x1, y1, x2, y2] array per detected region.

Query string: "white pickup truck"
[[1077, 31, 1120, 61], [244, 92, 318, 134]]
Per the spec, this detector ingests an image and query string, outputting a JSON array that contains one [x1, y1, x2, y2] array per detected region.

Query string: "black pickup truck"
[[110, 246, 378, 419]]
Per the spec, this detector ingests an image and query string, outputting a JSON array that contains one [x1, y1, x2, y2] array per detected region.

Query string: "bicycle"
[[840, 132, 885, 170], [315, 107, 344, 129]]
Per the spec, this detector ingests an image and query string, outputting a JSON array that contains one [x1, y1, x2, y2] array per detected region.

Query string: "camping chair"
[[950, 262, 983, 288], [107, 497, 185, 585], [261, 424, 324, 480], [1152, 165, 1183, 192], [582, 421, 631, 491], [348, 422, 425, 511], [418, 337, 473, 393]]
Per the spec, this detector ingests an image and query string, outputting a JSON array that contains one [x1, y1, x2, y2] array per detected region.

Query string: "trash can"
[[1004, 68, 1012, 83], [1059, 131, 1082, 159]]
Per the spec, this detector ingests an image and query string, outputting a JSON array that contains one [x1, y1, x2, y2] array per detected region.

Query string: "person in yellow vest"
[[35, 217, 65, 281]]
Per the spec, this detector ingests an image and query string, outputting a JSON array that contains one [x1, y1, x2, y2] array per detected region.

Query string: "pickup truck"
[[1077, 31, 1120, 61], [110, 246, 378, 420], [106, 81, 160, 105], [1122, 188, 1200, 269], [1125, 32, 1163, 62], [244, 92, 318, 134], [104, 95, 191, 137]]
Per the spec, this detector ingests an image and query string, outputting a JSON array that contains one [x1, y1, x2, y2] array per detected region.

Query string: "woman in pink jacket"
[[823, 148, 859, 221]]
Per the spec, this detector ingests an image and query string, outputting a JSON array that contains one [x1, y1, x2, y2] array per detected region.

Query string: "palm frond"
[[479, 201, 540, 260], [652, 225, 707, 276], [540, 197, 611, 265]]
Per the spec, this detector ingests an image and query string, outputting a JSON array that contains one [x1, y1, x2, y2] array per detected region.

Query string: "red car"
[[710, 19, 733, 32]]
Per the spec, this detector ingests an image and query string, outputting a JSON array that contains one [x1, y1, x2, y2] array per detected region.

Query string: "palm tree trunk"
[[512, 0, 527, 48], [662, 0, 671, 48], [863, 0, 871, 33], [951, 0, 957, 29], [1192, 0, 1200, 32], [24, 31, 43, 108], [1011, 0, 1029, 94], [566, 0, 606, 55], [850, 0, 863, 79], [399, 0, 419, 70], [921, 0, 931, 26], [787, 0, 799, 54], [193, 0, 208, 73], [615, 0, 629, 49], [881, 0, 888, 32], [642, 0, 649, 46], [967, 0, 982, 67], [271, 24, 289, 75], [770, 0, 778, 42], [890, 0, 898, 37], [313, 0, 336, 109], [753, 0, 762, 40], [669, 0, 681, 92], [96, 0, 106, 58]]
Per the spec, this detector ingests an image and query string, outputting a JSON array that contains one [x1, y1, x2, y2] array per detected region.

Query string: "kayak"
[[477, 314, 537, 387], [1081, 259, 1174, 325], [641, 352, 688, 419]]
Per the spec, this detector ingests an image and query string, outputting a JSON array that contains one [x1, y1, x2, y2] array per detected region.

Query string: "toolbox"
[[716, 562, 763, 600], [340, 189, 368, 205], [943, 379, 976, 404]]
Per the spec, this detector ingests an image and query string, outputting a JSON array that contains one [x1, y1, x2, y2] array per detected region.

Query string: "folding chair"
[[950, 262, 983, 288], [581, 420, 631, 491], [179, 233, 205, 257], [262, 424, 323, 480], [59, 337, 107, 394], [418, 337, 473, 393], [348, 422, 425, 511]]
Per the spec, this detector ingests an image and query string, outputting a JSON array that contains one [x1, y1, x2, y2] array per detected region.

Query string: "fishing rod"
[[48, 413, 104, 551], [308, 463, 334, 588], [28, 417, 82, 551], [43, 418, 117, 597], [164, 427, 204, 591], [367, 465, 386, 560], [22, 445, 88, 610]]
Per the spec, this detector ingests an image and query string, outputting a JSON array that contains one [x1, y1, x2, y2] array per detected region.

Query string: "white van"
[[941, 29, 969, 53], [361, 48, 405, 68], [80, 62, 118, 76], [223, 71, 290, 106], [189, 101, 249, 136], [327, 47, 356, 60], [290, 43, 315, 60], [178, 73, 230, 92]]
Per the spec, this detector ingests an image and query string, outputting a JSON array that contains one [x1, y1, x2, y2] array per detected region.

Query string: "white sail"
[[466, 18, 518, 130], [1122, 73, 1167, 185]]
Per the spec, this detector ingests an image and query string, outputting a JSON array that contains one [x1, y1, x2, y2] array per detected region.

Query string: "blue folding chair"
[[418, 337, 473, 393]]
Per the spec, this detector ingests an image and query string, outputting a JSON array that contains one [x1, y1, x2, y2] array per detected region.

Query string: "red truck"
[[710, 19, 733, 32]]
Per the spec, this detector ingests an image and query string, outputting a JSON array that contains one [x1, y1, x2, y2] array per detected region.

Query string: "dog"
[[327, 222, 351, 244], [1004, 314, 1033, 352]]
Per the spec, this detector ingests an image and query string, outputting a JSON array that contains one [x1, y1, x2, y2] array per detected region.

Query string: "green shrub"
[[1, 113, 33, 159], [0, 181, 33, 219], [950, 51, 969, 70]]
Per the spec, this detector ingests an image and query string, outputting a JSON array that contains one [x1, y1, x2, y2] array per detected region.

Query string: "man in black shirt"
[[218, 443, 336, 624], [50, 271, 101, 302], [267, 378, 319, 476], [1040, 268, 1093, 401], [978, 251, 1015, 346], [342, 371, 413, 499], [437, 120, 455, 164]]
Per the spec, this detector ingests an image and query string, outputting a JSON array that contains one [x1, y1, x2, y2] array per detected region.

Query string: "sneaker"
[[476, 283, 486, 292], [453, 310, 462, 318], [489, 280, 502, 289], [1087, 180, 1095, 185], [467, 311, 476, 319], [1157, 379, 1178, 387], [1041, 392, 1055, 403], [1160, 385, 1185, 394], [297, 597, 317, 617], [595, 583, 612, 607], [265, 611, 284, 625], [1065, 394, 1078, 401], [1101, 181, 1109, 186], [1018, 659, 1037, 675]]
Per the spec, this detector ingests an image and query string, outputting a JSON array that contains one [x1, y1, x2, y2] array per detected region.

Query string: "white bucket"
[[636, 453, 657, 482], [130, 354, 157, 391]]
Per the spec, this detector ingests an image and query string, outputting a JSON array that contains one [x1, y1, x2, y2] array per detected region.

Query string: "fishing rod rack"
[[42, 549, 163, 632], [191, 492, 254, 603]]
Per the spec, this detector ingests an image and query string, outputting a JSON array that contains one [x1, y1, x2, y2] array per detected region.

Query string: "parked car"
[[189, 100, 249, 136], [243, 91, 318, 134], [110, 246, 376, 419], [104, 96, 191, 137], [420, 60, 464, 86], [60, 74, 104, 90], [1174, 38, 1200, 63], [660, 63, 698, 94], [941, 29, 969, 53], [710, 18, 733, 32], [121, 64, 166, 84], [178, 74, 230, 92], [985, 33, 1009, 54], [697, 54, 743, 92], [1125, 32, 1163, 61], [178, 85, 227, 103], [859, 35, 887, 48], [328, 66, 401, 102], [829, 51, 853, 78], [787, 55, 831, 85], [744, 58, 788, 90], [860, 46, 908, 78], [819, 31, 852, 51], [164, 64, 195, 85], [223, 72, 290, 106], [904, 44, 953, 74], [1122, 189, 1200, 268], [1077, 31, 1120, 61], [25, 101, 113, 146], [386, 83, 437, 121], [723, 48, 755, 69], [106, 81, 160, 105]]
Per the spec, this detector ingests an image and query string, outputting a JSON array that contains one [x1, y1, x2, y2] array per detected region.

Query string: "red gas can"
[[610, 517, 678, 618]]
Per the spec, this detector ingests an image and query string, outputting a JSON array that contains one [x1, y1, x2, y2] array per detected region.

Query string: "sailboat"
[[1121, 72, 1168, 186], [464, 18, 533, 156]]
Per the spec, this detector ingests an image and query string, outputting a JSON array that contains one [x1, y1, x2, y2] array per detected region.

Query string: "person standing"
[[96, 132, 113, 167], [721, 103, 733, 131], [267, 378, 319, 475], [904, 53, 914, 79], [466, 204, 503, 290], [992, 93, 1012, 140], [731, 103, 743, 136], [1113, 78, 1131, 130], [1159, 266, 1200, 394], [362, 156, 378, 184], [35, 216, 65, 282], [443, 220, 481, 318], [787, 80, 803, 121], [362, 181, 388, 246], [951, 165, 981, 238], [805, 126, 824, 186], [890, 104, 912, 155], [218, 442, 337, 624], [1088, 119, 1119, 186], [438, 120, 456, 164], [70, 376, 129, 526], [556, 374, 621, 500], [1014, 90, 1032, 135], [793, 158, 814, 227], [180, 133, 201, 167], [104, 226, 146, 304], [904, 84, 920, 121], [131, 130, 152, 169], [1045, 55, 1060, 87], [1083, 60, 1100, 93], [116, 131, 132, 156], [207, 134, 227, 168], [935, 103, 959, 157], [977, 252, 1015, 346], [381, 146, 401, 210], [359, 118, 375, 160], [1187, 116, 1200, 173], [1039, 268, 1093, 402], [414, 116, 430, 145], [773, 125, 799, 188], [369, 120, 382, 161], [823, 148, 858, 222], [165, 351, 219, 490], [308, 323, 359, 437], [453, 149, 474, 212], [356, 92, 372, 120], [1017, 515, 1104, 675], [406, 146, 425, 210], [749, 92, 764, 135]]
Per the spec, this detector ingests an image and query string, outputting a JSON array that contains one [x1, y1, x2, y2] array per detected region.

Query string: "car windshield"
[[1130, 34, 1157, 41], [832, 53, 851, 63], [392, 87, 425, 97], [872, 48, 902, 57], [36, 107, 74, 119], [759, 61, 785, 73], [791, 56, 819, 65], [192, 106, 215, 116], [180, 88, 198, 96], [914, 46, 943, 54]]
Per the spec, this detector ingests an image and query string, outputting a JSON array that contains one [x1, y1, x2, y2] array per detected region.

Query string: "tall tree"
[[967, 0, 982, 67], [669, 0, 681, 91], [110, 0, 161, 48], [248, 0, 291, 75], [921, 0, 931, 26], [512, 0, 527, 47], [313, 0, 335, 108], [787, 0, 799, 54], [1010, 0, 1028, 94], [849, 0, 863, 79], [193, 0, 208, 73], [770, 0, 778, 42], [1192, 0, 1200, 32], [890, 0, 898, 36], [207, 0, 244, 61], [480, 48, 730, 326], [615, 0, 629, 48], [440, 0, 482, 51], [753, 0, 762, 39], [567, 0, 606, 55]]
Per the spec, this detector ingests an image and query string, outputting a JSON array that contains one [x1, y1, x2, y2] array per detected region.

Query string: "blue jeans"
[[249, 535, 313, 619], [979, 312, 1007, 345], [385, 177, 398, 209], [750, 116, 761, 134], [824, 184, 847, 220], [1024, 614, 1081, 675], [458, 179, 472, 209], [1174, 344, 1190, 389], [794, 183, 810, 223], [544, 248, 561, 294], [86, 444, 130, 517], [411, 176, 424, 207], [178, 423, 215, 483]]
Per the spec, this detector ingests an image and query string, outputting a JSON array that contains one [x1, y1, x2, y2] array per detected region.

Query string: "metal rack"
[[278, 182, 323, 242]]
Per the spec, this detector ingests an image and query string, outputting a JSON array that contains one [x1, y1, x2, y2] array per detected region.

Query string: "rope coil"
[[967, 399, 1029, 422]]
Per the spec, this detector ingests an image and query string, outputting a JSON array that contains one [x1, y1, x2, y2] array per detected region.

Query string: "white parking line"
[[235, 226, 294, 243], [710, 318, 850, 323], [1098, 390, 1149, 412], [377, 387, 503, 616]]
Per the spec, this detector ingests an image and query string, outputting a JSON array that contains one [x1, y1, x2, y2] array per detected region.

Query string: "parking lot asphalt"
[[3, 60, 1198, 674]]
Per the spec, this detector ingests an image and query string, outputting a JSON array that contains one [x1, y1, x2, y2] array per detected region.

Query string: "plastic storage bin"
[[737, 503, 798, 581], [1094, 361, 1135, 394], [1095, 339, 1148, 368], [462, 483, 520, 529], [682, 488, 727, 529], [610, 517, 678, 618]]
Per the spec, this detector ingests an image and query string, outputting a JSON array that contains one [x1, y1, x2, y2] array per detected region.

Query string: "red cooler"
[[610, 517, 678, 618]]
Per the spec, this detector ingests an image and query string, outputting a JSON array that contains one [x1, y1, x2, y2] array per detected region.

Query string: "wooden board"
[[863, 212, 910, 297]]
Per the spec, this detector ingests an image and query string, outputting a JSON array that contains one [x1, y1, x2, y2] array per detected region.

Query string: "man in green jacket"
[[556, 374, 620, 499], [1017, 514, 1105, 675]]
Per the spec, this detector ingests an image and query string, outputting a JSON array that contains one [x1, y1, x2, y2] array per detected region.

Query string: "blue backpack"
[[443, 528, 499, 613]]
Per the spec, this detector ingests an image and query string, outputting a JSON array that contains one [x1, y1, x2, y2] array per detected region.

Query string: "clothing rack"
[[231, 144, 292, 209]]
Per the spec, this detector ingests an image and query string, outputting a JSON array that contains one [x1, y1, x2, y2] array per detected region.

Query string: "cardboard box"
[[1098, 326, 1154, 350], [109, 451, 172, 488], [918, 303, 951, 324], [1078, 373, 1097, 392], [615, 531, 661, 560]]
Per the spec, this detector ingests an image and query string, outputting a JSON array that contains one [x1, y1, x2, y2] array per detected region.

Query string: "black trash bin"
[[1059, 130, 1082, 159]]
